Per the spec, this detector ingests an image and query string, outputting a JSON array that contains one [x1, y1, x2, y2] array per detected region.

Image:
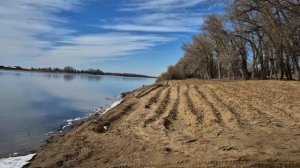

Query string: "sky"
[[0, 0, 225, 76]]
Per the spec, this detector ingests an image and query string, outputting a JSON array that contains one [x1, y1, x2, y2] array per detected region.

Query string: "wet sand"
[[28, 80, 300, 167]]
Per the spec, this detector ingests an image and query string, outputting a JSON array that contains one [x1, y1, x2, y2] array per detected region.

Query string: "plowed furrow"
[[187, 86, 219, 127], [239, 81, 297, 94], [175, 86, 200, 130], [135, 85, 152, 97], [194, 86, 224, 126], [163, 86, 180, 131], [163, 80, 169, 86], [217, 83, 297, 120], [144, 88, 171, 126], [95, 103, 135, 133], [184, 87, 203, 124], [237, 85, 296, 120], [214, 86, 289, 125], [212, 85, 276, 125], [217, 85, 296, 124], [203, 86, 243, 128], [249, 105, 283, 125], [144, 87, 163, 109], [136, 84, 163, 98]]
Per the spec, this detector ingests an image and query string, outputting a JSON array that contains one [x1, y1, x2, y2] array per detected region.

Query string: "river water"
[[0, 70, 155, 158]]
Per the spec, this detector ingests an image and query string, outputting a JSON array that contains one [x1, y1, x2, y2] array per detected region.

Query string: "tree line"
[[158, 0, 300, 81], [0, 65, 154, 78]]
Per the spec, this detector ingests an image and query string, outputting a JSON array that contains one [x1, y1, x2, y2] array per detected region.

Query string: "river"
[[0, 70, 155, 158]]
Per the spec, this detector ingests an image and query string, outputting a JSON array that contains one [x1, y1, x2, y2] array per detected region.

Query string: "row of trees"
[[158, 0, 300, 81], [0, 65, 154, 78], [29, 66, 105, 75]]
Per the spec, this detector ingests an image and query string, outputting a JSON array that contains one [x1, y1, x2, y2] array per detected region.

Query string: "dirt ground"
[[28, 80, 300, 168]]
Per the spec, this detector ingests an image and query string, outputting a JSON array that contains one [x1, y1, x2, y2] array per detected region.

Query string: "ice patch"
[[60, 98, 123, 130], [45, 131, 54, 136], [61, 115, 93, 130], [101, 100, 123, 115], [62, 117, 83, 129], [0, 154, 35, 168], [9, 153, 18, 157]]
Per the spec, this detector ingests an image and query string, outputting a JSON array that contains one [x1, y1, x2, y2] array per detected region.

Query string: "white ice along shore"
[[0, 154, 36, 168], [60, 99, 123, 131], [101, 100, 123, 115]]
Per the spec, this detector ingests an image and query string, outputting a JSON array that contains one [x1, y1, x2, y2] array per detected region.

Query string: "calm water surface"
[[0, 70, 155, 158]]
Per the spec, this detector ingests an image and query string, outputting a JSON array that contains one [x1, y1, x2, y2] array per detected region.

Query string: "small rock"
[[220, 146, 237, 151], [186, 139, 197, 143], [165, 147, 172, 152]]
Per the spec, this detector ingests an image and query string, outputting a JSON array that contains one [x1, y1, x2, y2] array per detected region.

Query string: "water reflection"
[[43, 73, 53, 79], [0, 70, 155, 157], [84, 74, 103, 82], [63, 74, 75, 81], [13, 72, 21, 77]]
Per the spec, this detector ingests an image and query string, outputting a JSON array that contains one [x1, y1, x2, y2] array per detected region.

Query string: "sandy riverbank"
[[28, 80, 300, 167]]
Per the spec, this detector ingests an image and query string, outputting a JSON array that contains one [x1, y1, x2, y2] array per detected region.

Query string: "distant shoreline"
[[0, 66, 156, 78]]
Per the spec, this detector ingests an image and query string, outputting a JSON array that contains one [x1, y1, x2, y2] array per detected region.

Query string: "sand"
[[28, 80, 300, 167]]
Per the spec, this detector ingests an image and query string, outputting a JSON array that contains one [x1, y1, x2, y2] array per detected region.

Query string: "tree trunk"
[[291, 54, 300, 81], [218, 61, 221, 79]]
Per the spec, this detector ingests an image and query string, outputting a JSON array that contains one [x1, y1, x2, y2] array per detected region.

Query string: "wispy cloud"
[[0, 0, 80, 65], [0, 0, 178, 67], [100, 24, 196, 33], [99, 0, 211, 33], [34, 33, 174, 66], [0, 0, 222, 71], [121, 0, 208, 11]]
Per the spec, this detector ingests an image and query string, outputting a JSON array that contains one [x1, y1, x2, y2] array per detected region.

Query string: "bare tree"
[[157, 0, 300, 81]]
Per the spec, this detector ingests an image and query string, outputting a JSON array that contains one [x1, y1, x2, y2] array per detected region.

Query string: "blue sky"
[[0, 0, 225, 76]]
